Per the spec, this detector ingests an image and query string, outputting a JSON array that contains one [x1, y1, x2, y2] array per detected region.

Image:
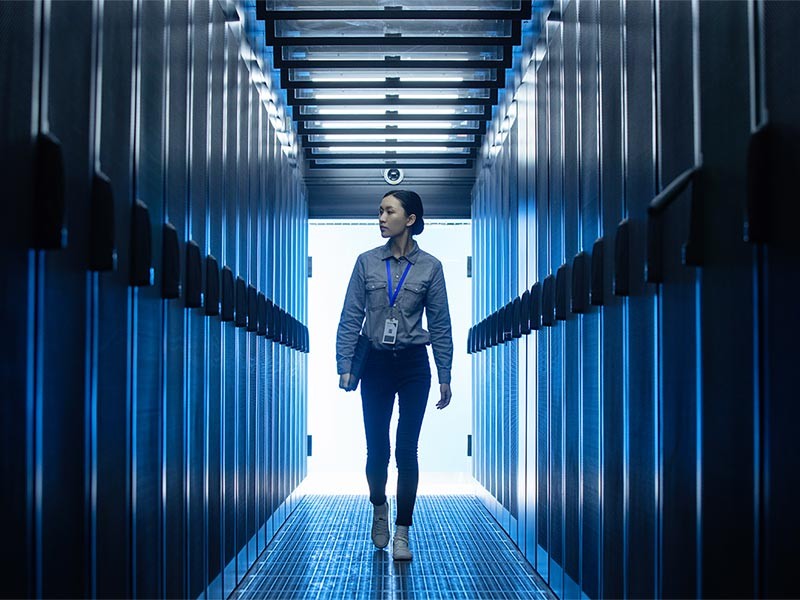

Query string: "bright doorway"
[[304, 219, 473, 495]]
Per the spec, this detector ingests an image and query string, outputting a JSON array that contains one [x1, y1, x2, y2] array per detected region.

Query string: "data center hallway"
[[4, 1, 800, 598], [233, 495, 554, 600]]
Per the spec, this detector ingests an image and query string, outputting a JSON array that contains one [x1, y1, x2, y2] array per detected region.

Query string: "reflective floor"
[[233, 494, 554, 599]]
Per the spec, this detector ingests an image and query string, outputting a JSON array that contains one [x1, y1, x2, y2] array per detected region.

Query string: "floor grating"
[[232, 494, 555, 600]]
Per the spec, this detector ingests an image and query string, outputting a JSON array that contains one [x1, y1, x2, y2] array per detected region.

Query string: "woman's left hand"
[[436, 384, 452, 410]]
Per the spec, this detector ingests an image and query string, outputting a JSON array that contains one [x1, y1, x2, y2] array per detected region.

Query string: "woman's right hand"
[[339, 373, 353, 391]]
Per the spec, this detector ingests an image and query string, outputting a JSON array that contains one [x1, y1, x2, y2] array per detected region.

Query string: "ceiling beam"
[[304, 149, 478, 160], [302, 139, 482, 148], [287, 92, 497, 106], [293, 109, 492, 122], [297, 122, 487, 135], [308, 160, 474, 169], [281, 76, 505, 90], [256, 2, 532, 22], [274, 57, 511, 70], [263, 24, 521, 47]]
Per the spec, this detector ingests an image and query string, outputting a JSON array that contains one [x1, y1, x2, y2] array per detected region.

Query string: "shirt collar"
[[381, 239, 420, 264]]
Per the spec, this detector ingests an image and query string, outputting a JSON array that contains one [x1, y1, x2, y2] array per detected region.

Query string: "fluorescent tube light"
[[311, 92, 463, 101], [321, 146, 453, 153], [315, 108, 459, 115], [315, 121, 468, 129], [399, 76, 464, 82], [398, 93, 460, 100], [318, 134, 454, 141], [314, 93, 388, 100], [311, 76, 385, 83]]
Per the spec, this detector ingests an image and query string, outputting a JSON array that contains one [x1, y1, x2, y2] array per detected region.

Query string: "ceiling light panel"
[[312, 157, 471, 166], [298, 106, 487, 116], [301, 120, 482, 130], [304, 140, 481, 149], [273, 20, 513, 39], [294, 88, 493, 100], [295, 113, 491, 123], [309, 146, 473, 154], [266, 1, 522, 10], [298, 122, 486, 136], [281, 45, 505, 62], [308, 162, 474, 170], [253, 0, 536, 181], [288, 68, 495, 82], [307, 133, 475, 142]]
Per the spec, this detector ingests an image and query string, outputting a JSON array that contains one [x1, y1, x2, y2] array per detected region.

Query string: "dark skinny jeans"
[[360, 345, 431, 527]]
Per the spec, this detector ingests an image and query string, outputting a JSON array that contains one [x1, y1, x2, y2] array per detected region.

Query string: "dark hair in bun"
[[383, 189, 425, 235]]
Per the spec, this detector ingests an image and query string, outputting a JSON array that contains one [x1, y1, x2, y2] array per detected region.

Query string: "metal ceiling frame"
[[308, 160, 475, 169], [287, 92, 498, 106], [264, 31, 522, 47], [275, 57, 512, 70], [297, 122, 487, 135], [254, 1, 532, 172], [304, 148, 479, 159], [303, 139, 482, 148], [293, 106, 493, 121], [281, 74, 506, 89], [255, 3, 533, 22]]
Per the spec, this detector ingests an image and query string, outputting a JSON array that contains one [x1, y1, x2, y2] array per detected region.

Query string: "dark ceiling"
[[254, 1, 534, 218]]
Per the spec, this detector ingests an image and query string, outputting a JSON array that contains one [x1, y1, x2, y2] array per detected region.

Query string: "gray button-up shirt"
[[336, 240, 453, 384]]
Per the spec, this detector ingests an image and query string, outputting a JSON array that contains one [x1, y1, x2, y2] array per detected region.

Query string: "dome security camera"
[[382, 167, 404, 185]]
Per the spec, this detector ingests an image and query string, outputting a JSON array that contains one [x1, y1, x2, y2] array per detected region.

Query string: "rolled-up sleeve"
[[336, 256, 366, 374], [426, 261, 453, 384]]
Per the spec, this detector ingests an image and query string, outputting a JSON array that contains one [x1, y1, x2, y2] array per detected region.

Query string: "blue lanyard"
[[386, 259, 412, 307]]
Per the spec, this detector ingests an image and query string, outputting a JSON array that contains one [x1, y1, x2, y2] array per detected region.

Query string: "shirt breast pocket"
[[399, 281, 427, 312], [366, 280, 388, 309]]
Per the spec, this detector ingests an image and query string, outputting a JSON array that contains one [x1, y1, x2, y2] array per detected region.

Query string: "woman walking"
[[336, 190, 453, 561]]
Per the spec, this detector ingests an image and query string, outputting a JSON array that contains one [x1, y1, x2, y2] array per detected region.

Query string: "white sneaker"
[[392, 525, 413, 561], [371, 502, 389, 549]]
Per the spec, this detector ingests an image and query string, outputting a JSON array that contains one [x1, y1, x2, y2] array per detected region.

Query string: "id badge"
[[382, 318, 399, 345]]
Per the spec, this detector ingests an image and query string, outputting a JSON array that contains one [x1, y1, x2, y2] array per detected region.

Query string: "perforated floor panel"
[[232, 494, 554, 599]]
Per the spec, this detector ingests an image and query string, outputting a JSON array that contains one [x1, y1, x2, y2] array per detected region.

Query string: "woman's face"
[[378, 195, 415, 238]]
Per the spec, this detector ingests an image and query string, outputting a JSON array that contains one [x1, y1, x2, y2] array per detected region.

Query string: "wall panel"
[[93, 1, 136, 597], [623, 0, 658, 597], [187, 1, 210, 596], [163, 0, 189, 597], [207, 3, 226, 598], [235, 54, 250, 582], [0, 2, 38, 597], [597, 2, 626, 597], [247, 83, 260, 568], [2, 2, 308, 597], [547, 19, 566, 598], [522, 76, 539, 572], [472, 2, 799, 600], [697, 2, 756, 596], [256, 98, 269, 557], [654, 3, 699, 599], [561, 3, 581, 597], [222, 21, 239, 599], [760, 3, 800, 597], [35, 0, 94, 596], [535, 52, 550, 581], [515, 77, 531, 559], [577, 1, 603, 596], [133, 1, 167, 596]]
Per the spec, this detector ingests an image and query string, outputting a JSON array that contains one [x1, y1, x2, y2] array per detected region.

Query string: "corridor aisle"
[[233, 495, 554, 599]]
